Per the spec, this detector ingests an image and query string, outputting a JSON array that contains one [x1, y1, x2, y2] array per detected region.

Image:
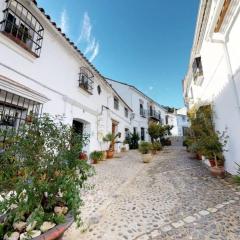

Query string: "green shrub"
[[139, 141, 152, 154], [90, 151, 104, 162], [152, 141, 162, 151], [0, 114, 94, 231]]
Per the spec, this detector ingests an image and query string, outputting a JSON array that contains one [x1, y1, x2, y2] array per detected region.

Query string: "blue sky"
[[37, 0, 199, 108]]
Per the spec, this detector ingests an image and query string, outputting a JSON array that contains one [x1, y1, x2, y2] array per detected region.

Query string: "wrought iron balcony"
[[140, 108, 147, 118], [0, 0, 44, 57], [192, 57, 204, 86], [78, 67, 94, 94], [148, 110, 161, 121]]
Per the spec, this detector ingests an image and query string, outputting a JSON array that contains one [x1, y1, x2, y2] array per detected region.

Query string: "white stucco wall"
[[184, 1, 240, 174], [0, 0, 131, 154]]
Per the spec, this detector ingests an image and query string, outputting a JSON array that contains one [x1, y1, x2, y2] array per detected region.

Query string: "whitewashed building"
[[107, 78, 167, 142], [183, 0, 240, 174], [0, 0, 132, 154], [165, 107, 189, 137]]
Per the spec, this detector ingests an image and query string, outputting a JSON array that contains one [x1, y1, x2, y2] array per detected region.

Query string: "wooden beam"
[[214, 0, 231, 32]]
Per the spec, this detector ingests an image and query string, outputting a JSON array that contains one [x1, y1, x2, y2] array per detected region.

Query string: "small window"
[[124, 107, 128, 118], [140, 103, 144, 116], [79, 67, 94, 94], [133, 127, 137, 134], [97, 85, 101, 95], [114, 97, 119, 110], [141, 127, 145, 141]]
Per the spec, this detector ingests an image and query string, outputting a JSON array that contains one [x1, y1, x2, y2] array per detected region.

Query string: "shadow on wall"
[[212, 66, 240, 174]]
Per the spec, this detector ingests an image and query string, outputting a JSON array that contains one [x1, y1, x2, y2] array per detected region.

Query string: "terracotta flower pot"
[[92, 158, 98, 164], [210, 166, 225, 178], [208, 159, 216, 167], [195, 153, 202, 160], [106, 150, 114, 159]]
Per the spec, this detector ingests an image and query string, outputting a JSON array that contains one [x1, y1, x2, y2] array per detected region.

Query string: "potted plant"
[[151, 141, 162, 154], [0, 114, 94, 240], [103, 133, 120, 159], [25, 110, 34, 123], [201, 131, 228, 178], [139, 141, 152, 163], [79, 152, 88, 161], [90, 151, 103, 164]]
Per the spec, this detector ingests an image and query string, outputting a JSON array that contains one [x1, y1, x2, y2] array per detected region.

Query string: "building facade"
[[165, 108, 189, 137], [0, 0, 132, 154], [107, 79, 167, 142], [183, 0, 240, 174]]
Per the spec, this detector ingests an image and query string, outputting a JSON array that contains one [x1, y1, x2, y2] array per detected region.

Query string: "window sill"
[[0, 32, 38, 61], [79, 84, 93, 95]]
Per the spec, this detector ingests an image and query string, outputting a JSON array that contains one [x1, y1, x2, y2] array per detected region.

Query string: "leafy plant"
[[103, 133, 120, 151], [152, 141, 162, 151], [90, 151, 104, 163], [125, 132, 140, 149], [148, 122, 173, 143], [0, 114, 94, 232], [138, 141, 152, 154]]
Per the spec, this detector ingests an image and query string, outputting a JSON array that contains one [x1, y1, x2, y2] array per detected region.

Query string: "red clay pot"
[[195, 153, 202, 160], [209, 159, 216, 167], [210, 166, 225, 178], [106, 150, 114, 159]]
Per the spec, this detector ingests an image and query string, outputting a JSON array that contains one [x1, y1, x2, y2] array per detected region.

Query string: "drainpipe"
[[212, 37, 240, 113]]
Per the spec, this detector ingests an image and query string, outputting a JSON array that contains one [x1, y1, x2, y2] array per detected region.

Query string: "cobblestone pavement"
[[64, 146, 240, 240]]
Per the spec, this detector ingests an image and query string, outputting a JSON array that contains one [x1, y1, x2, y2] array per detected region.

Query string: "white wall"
[[0, 0, 131, 154], [184, 1, 240, 174]]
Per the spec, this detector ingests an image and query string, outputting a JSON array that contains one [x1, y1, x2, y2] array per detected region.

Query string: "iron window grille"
[[124, 107, 128, 118], [0, 0, 44, 57], [192, 57, 203, 80], [140, 104, 147, 117], [0, 89, 42, 150], [141, 127, 145, 141], [114, 97, 119, 110], [148, 109, 160, 120], [79, 67, 94, 94]]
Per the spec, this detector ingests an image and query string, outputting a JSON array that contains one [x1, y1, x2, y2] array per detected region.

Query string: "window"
[[192, 57, 203, 80], [140, 103, 144, 117], [133, 127, 137, 135], [165, 115, 169, 124], [141, 127, 145, 141], [0, 0, 44, 57], [0, 89, 42, 149], [124, 107, 128, 118], [79, 67, 94, 94], [114, 97, 119, 110], [97, 85, 101, 95]]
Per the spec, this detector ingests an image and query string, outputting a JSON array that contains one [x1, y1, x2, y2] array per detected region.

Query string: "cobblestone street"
[[64, 146, 240, 240]]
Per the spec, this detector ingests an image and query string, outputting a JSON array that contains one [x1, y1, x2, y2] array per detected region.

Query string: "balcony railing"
[[0, 0, 44, 57], [148, 110, 161, 121], [140, 109, 147, 118]]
